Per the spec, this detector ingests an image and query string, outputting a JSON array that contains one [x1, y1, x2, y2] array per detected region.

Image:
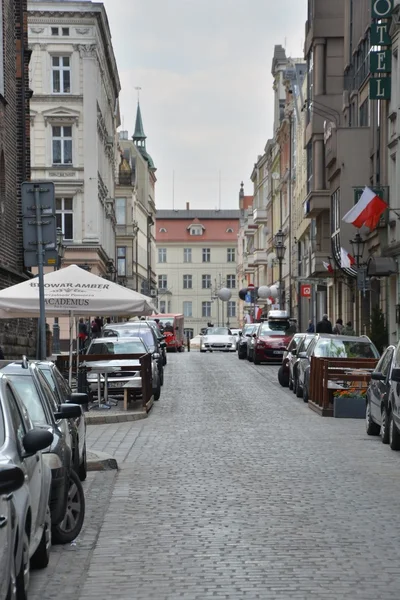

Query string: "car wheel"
[[303, 381, 309, 403], [163, 354, 167, 366], [296, 378, 303, 398], [78, 443, 88, 482], [381, 407, 390, 444], [278, 366, 289, 387], [365, 401, 380, 436], [238, 351, 245, 360], [389, 413, 400, 450], [288, 374, 293, 390], [154, 378, 161, 401], [6, 553, 17, 600], [159, 368, 164, 386], [52, 470, 85, 545], [248, 352, 253, 363], [15, 528, 30, 599], [254, 356, 261, 365], [200, 349, 206, 353], [31, 505, 51, 569]]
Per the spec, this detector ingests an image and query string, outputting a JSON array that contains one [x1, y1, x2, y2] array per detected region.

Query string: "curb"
[[87, 450, 119, 472], [85, 410, 148, 425]]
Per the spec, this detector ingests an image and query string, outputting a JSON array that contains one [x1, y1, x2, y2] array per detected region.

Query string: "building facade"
[[28, 0, 121, 276], [156, 208, 240, 336], [115, 103, 157, 295], [0, 0, 36, 357]]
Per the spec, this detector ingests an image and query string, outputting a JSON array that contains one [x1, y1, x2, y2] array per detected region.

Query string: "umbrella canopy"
[[0, 264, 156, 318]]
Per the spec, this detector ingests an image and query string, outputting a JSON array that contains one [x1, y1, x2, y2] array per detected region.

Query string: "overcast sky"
[[102, 0, 307, 210]]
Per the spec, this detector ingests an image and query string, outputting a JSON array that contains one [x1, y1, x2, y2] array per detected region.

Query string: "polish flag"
[[340, 248, 356, 269], [323, 261, 334, 273], [342, 187, 388, 230]]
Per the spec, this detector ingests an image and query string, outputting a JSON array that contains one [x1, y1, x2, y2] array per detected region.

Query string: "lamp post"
[[52, 227, 66, 355], [274, 229, 286, 310], [349, 232, 366, 269], [349, 232, 367, 335]]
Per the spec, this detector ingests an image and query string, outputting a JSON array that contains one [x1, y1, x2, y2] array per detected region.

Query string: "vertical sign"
[[369, 0, 393, 100]]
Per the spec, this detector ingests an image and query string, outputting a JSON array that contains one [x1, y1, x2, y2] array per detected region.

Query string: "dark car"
[[291, 334, 315, 393], [251, 320, 294, 365], [366, 345, 395, 443], [238, 324, 257, 360], [146, 320, 168, 365], [0, 360, 86, 544], [277, 333, 305, 387], [297, 334, 380, 403]]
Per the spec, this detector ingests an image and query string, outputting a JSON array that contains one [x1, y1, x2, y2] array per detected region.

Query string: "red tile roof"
[[243, 196, 253, 210], [156, 218, 239, 242]]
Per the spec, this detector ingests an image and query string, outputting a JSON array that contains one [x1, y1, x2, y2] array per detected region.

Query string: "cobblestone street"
[[31, 352, 400, 599]]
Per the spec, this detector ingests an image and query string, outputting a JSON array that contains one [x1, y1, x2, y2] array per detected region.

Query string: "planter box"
[[333, 395, 365, 419]]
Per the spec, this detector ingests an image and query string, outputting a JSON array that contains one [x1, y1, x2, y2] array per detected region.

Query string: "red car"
[[252, 318, 294, 365]]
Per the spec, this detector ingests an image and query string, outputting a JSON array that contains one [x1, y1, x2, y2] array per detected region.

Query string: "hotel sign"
[[369, 0, 393, 100]]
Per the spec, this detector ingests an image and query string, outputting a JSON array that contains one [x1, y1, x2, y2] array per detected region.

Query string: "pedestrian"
[[78, 317, 88, 351], [91, 319, 100, 338], [316, 314, 333, 334], [342, 321, 356, 336], [332, 318, 344, 335], [306, 320, 315, 333], [94, 316, 103, 335]]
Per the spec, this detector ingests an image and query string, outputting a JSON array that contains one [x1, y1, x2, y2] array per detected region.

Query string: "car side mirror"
[[54, 403, 82, 420], [70, 392, 88, 405], [253, 333, 257, 338], [160, 341, 167, 348], [298, 352, 307, 359], [239, 332, 242, 337], [0, 465, 25, 495], [291, 349, 297, 355], [23, 429, 53, 456], [391, 367, 400, 383]]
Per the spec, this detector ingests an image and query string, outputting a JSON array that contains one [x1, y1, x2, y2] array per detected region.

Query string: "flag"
[[342, 187, 388, 230], [341, 247, 356, 269], [323, 261, 334, 273]]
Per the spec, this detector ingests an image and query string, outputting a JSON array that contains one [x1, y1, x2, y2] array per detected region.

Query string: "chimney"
[[186, 202, 190, 210]]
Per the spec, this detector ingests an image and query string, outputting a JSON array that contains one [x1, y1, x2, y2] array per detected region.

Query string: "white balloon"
[[269, 285, 279, 298], [217, 287, 232, 302], [258, 285, 271, 299]]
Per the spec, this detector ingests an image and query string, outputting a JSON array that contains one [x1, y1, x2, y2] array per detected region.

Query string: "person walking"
[[78, 317, 88, 351], [316, 314, 333, 334], [342, 321, 356, 336], [306, 320, 315, 333], [332, 318, 344, 335]]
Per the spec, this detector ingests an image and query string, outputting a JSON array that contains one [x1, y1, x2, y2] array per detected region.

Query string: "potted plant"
[[333, 387, 367, 419]]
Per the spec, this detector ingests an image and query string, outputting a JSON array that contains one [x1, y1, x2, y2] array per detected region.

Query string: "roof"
[[156, 216, 239, 243], [133, 103, 146, 141], [243, 196, 253, 210], [156, 209, 241, 220]]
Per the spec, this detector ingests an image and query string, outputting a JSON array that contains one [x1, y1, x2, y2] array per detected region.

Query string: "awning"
[[367, 257, 398, 277]]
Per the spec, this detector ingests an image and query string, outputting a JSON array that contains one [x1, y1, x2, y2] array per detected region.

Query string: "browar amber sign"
[[369, 0, 394, 99]]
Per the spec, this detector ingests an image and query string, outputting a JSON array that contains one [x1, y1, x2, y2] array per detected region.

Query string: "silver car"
[[0, 372, 53, 598]]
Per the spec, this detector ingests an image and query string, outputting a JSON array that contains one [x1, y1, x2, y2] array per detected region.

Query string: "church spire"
[[132, 101, 146, 147]]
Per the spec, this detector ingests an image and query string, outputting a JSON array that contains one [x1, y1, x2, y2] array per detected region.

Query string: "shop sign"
[[300, 284, 312, 298], [369, 0, 393, 100], [371, 0, 393, 19]]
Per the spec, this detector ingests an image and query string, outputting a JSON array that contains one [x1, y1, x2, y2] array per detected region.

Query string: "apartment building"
[[156, 208, 240, 336]]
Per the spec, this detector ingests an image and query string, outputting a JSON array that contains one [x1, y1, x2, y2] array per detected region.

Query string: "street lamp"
[[273, 229, 286, 309], [350, 232, 366, 268], [52, 228, 66, 355]]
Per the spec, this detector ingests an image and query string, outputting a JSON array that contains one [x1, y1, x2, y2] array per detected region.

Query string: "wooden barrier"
[[308, 357, 378, 417]]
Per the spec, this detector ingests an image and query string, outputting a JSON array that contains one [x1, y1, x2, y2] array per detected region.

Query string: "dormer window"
[[159, 227, 167, 233], [226, 227, 234, 233], [188, 224, 204, 236]]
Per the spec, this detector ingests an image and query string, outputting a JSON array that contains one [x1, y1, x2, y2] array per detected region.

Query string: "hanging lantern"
[[269, 285, 279, 298], [258, 285, 271, 299], [217, 287, 232, 302], [239, 288, 248, 301]]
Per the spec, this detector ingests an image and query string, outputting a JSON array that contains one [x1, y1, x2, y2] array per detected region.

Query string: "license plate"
[[109, 381, 124, 388], [273, 350, 284, 355]]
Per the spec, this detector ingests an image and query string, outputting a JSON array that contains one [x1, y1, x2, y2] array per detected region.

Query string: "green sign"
[[371, 22, 391, 46], [369, 77, 391, 99], [372, 0, 393, 19], [370, 50, 392, 73], [354, 186, 385, 205]]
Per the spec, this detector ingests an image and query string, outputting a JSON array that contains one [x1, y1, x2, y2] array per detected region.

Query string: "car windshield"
[[206, 327, 231, 335], [8, 375, 47, 424], [88, 340, 147, 355], [313, 339, 379, 358], [154, 318, 175, 332], [123, 329, 155, 350], [259, 322, 289, 336]]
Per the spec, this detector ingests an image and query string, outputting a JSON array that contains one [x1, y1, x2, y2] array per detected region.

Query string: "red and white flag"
[[342, 187, 388, 231], [340, 248, 355, 269], [323, 261, 333, 273]]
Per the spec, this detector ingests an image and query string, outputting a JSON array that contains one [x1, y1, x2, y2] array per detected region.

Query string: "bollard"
[[187, 332, 190, 352]]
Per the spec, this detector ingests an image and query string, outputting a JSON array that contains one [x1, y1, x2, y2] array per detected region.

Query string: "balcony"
[[253, 249, 269, 265], [310, 250, 329, 277], [244, 214, 257, 236], [253, 207, 268, 224], [244, 254, 255, 273], [303, 190, 331, 218]]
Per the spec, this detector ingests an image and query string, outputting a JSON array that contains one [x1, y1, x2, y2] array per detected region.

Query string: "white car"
[[200, 327, 237, 353]]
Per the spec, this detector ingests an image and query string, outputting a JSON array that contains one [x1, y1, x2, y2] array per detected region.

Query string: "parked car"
[[290, 334, 315, 393], [230, 329, 242, 349], [103, 322, 164, 385], [0, 371, 54, 597], [86, 336, 161, 401], [145, 320, 168, 365], [0, 360, 86, 545], [296, 334, 380, 403], [200, 327, 236, 352], [277, 333, 305, 387], [36, 360, 88, 480], [238, 324, 257, 360], [250, 319, 294, 365], [366, 345, 395, 443]]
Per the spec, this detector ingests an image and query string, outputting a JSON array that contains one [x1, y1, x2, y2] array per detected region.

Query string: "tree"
[[370, 306, 388, 354]]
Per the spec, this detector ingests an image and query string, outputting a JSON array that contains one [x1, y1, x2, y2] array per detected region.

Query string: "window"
[[6, 386, 27, 456], [183, 275, 192, 289], [227, 248, 236, 262], [159, 300, 166, 313], [159, 227, 167, 233], [62, 27, 70, 36], [183, 301, 192, 317], [306, 142, 313, 193], [226, 275, 236, 289], [51, 27, 59, 36], [183, 248, 192, 263], [359, 99, 369, 127], [117, 247, 126, 276], [158, 275, 167, 290], [226, 228, 234, 233], [202, 274, 211, 289], [56, 197, 73, 240], [52, 56, 71, 94], [202, 301, 212, 318], [0, 3, 4, 96], [307, 49, 313, 124], [190, 226, 203, 235], [52, 125, 72, 164], [227, 301, 236, 318], [115, 198, 126, 225], [158, 248, 167, 263], [202, 248, 211, 262]]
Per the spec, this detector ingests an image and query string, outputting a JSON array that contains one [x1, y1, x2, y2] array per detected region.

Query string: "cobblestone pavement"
[[32, 352, 400, 599]]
